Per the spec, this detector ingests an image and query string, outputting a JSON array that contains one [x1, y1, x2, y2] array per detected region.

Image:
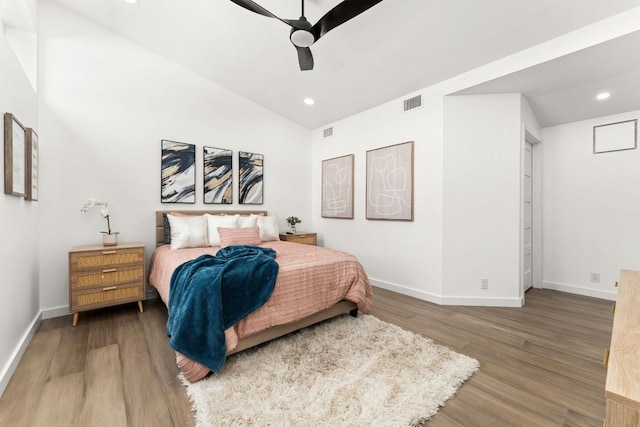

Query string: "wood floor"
[[0, 287, 613, 426]]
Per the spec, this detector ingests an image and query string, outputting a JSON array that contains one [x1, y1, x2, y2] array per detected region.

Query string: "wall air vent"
[[323, 127, 333, 138], [403, 95, 422, 112]]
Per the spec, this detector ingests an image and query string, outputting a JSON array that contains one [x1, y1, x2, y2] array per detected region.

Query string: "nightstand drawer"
[[71, 266, 144, 290], [291, 235, 316, 245], [279, 232, 317, 245], [70, 247, 144, 270], [72, 283, 144, 311]]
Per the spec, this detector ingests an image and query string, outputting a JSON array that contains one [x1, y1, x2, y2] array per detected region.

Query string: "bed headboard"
[[155, 210, 268, 247]]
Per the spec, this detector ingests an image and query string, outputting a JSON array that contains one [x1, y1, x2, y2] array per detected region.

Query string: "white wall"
[[311, 91, 445, 301], [443, 94, 523, 306], [37, 1, 311, 314], [0, 2, 39, 395], [542, 110, 640, 299]]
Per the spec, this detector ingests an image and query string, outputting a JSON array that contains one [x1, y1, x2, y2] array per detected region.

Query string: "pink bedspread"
[[148, 241, 373, 381]]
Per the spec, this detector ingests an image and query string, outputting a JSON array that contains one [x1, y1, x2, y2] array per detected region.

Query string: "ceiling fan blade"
[[311, 0, 384, 41], [229, 0, 306, 29], [295, 46, 314, 71]]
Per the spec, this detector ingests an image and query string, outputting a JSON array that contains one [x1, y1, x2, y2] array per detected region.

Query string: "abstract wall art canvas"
[[366, 141, 414, 221], [321, 154, 354, 219], [238, 151, 263, 204], [4, 113, 26, 197], [203, 146, 233, 204], [161, 139, 195, 203], [25, 128, 38, 201]]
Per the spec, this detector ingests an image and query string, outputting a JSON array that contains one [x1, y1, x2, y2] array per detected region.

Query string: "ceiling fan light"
[[291, 30, 315, 48]]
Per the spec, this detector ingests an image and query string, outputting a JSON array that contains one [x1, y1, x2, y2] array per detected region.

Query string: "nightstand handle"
[[102, 286, 117, 291], [102, 250, 117, 255], [102, 268, 117, 273]]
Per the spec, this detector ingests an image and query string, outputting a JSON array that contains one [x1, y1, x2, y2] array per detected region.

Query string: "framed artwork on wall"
[[25, 128, 38, 201], [161, 139, 195, 203], [593, 119, 637, 154], [321, 154, 354, 219], [4, 113, 26, 197], [238, 151, 263, 204], [366, 141, 414, 221], [203, 146, 233, 204]]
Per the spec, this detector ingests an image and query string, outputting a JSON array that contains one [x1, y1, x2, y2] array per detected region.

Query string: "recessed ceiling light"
[[304, 98, 315, 106], [596, 92, 611, 101], [124, 0, 138, 4]]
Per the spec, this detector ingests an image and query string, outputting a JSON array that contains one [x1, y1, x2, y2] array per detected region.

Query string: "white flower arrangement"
[[81, 198, 117, 235]]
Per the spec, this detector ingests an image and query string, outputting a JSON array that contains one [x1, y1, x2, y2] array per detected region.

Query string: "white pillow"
[[257, 215, 280, 241], [167, 214, 208, 249], [206, 214, 239, 246], [238, 215, 258, 228]]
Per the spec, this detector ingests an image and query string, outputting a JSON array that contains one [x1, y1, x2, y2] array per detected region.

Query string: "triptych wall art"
[[4, 113, 38, 201], [238, 151, 264, 205], [321, 141, 414, 221], [161, 139, 263, 205], [161, 139, 196, 203], [203, 146, 233, 204]]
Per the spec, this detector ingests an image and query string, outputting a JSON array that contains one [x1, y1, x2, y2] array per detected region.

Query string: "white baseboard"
[[542, 281, 617, 301], [0, 312, 42, 398], [41, 305, 70, 320], [371, 279, 523, 307]]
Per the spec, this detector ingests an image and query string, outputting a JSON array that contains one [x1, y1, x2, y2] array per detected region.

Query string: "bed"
[[147, 210, 373, 382]]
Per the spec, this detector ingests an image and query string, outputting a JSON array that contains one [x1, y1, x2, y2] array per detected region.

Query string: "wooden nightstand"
[[279, 232, 317, 245], [69, 243, 145, 326]]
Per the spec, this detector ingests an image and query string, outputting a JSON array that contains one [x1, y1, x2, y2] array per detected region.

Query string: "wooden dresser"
[[604, 269, 640, 426], [279, 232, 317, 245], [69, 243, 145, 326]]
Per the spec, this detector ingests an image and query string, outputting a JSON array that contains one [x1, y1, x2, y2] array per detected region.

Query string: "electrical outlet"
[[480, 279, 489, 290], [590, 272, 600, 283]]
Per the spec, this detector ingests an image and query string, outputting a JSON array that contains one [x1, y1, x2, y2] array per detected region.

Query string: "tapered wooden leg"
[[138, 301, 144, 313], [72, 312, 79, 327]]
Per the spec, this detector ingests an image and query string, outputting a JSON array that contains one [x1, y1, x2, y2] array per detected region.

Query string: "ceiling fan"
[[230, 0, 384, 71]]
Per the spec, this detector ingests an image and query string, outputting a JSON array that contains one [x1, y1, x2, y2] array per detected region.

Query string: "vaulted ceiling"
[[49, 0, 640, 129]]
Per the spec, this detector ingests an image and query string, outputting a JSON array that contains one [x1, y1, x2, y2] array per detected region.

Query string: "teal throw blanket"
[[166, 245, 279, 372]]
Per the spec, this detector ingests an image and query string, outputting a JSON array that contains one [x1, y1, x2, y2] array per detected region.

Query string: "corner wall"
[[0, 4, 39, 395], [541, 110, 640, 299], [37, 1, 312, 313], [443, 94, 523, 306]]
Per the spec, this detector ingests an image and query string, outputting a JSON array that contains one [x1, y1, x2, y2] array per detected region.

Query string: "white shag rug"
[[181, 314, 479, 427]]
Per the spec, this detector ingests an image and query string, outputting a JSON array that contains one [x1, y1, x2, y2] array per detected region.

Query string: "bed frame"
[[154, 210, 358, 356]]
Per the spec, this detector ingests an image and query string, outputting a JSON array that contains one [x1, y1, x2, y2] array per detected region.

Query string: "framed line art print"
[[4, 113, 26, 197], [203, 146, 233, 204], [25, 128, 38, 201], [239, 151, 263, 204], [366, 141, 414, 221], [161, 139, 196, 203], [321, 154, 354, 219]]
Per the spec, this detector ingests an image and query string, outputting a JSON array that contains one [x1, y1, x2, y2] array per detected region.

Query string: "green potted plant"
[[286, 216, 301, 233]]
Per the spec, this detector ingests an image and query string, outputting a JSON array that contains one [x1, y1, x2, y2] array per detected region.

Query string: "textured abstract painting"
[[321, 154, 354, 219], [239, 151, 263, 204], [203, 146, 233, 204], [161, 139, 195, 203], [366, 141, 414, 220]]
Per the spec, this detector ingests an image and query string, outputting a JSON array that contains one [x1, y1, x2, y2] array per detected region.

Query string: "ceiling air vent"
[[323, 127, 333, 138], [403, 95, 422, 112]]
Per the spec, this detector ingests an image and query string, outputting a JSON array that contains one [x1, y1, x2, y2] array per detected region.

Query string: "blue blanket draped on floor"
[[166, 245, 279, 373]]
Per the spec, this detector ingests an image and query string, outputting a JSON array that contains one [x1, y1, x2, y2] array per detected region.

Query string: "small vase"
[[290, 225, 296, 233], [102, 233, 119, 246]]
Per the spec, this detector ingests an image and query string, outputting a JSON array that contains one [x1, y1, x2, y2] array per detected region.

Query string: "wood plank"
[[0, 328, 62, 426], [77, 344, 127, 427], [31, 373, 84, 427], [115, 320, 174, 427]]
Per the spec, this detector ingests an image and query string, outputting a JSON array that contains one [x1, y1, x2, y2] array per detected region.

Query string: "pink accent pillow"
[[218, 226, 261, 248]]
